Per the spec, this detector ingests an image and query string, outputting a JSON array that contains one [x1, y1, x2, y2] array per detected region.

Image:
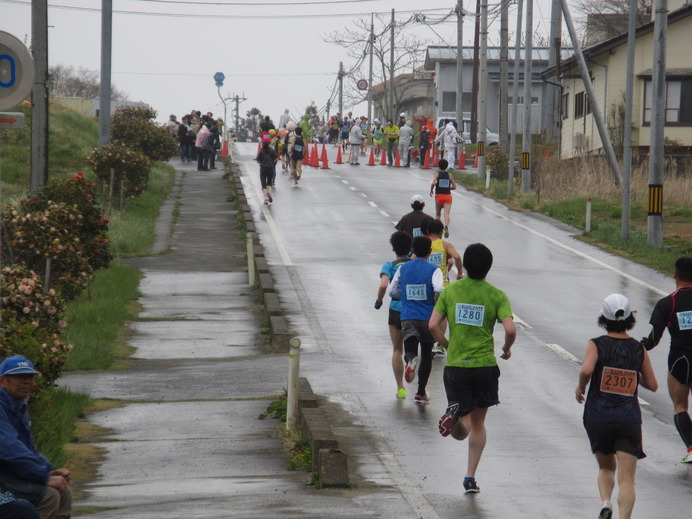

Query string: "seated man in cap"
[[0, 355, 72, 519]]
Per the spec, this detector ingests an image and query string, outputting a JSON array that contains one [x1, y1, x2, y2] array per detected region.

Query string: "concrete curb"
[[225, 157, 349, 487]]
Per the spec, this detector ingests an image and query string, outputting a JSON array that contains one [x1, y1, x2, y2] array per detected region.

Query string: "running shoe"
[[681, 449, 692, 463], [432, 343, 446, 357], [404, 356, 418, 383], [267, 193, 273, 203], [463, 478, 480, 494], [396, 388, 407, 399], [444, 225, 449, 238], [414, 392, 430, 405], [263, 197, 269, 205], [438, 403, 459, 437], [598, 502, 613, 519]]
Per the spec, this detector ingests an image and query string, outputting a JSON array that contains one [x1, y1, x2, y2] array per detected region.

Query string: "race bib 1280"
[[406, 284, 427, 300], [677, 311, 692, 330], [455, 303, 485, 326]]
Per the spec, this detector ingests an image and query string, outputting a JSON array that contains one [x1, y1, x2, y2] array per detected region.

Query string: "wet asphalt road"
[[238, 142, 692, 518]]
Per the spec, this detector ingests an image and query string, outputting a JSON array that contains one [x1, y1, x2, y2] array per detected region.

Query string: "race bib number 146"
[[455, 303, 485, 326]]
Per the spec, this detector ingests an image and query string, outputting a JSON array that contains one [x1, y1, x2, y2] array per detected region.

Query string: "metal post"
[[99, 0, 112, 147], [478, 1, 489, 185], [648, 0, 667, 248], [507, 0, 524, 196], [585, 197, 592, 232], [286, 337, 302, 431], [521, 0, 533, 194], [499, 0, 509, 154], [545, 0, 562, 143], [621, 0, 637, 240], [246, 233, 255, 286], [390, 9, 395, 119], [338, 61, 344, 116], [367, 14, 374, 125], [455, 0, 464, 136], [30, 0, 48, 194]]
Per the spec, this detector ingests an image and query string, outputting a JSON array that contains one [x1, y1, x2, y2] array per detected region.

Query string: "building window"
[[575, 92, 585, 118], [561, 93, 569, 119], [644, 79, 692, 124], [442, 91, 456, 112], [508, 96, 539, 105]]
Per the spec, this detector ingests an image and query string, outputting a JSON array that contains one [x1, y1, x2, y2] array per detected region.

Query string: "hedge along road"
[[237, 141, 691, 518]]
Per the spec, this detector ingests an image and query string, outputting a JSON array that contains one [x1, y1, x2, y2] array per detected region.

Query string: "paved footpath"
[[61, 159, 409, 518]]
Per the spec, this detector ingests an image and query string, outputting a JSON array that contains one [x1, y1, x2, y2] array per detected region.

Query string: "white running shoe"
[[404, 356, 418, 383]]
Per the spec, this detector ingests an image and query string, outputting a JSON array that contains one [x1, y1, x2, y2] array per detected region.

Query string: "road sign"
[[356, 79, 368, 90], [0, 31, 34, 110], [213, 71, 225, 87], [0, 111, 24, 129]]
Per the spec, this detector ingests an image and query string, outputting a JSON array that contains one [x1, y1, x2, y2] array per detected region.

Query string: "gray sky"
[[2, 0, 566, 126]]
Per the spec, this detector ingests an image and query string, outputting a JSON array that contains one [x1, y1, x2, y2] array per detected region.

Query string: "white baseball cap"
[[601, 293, 632, 321], [411, 194, 425, 204]]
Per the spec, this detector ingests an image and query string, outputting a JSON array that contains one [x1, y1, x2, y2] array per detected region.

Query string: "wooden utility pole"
[[30, 0, 48, 194], [471, 0, 481, 142], [521, 0, 533, 194], [507, 0, 524, 196], [499, 0, 509, 153], [455, 0, 464, 134], [99, 0, 112, 146]]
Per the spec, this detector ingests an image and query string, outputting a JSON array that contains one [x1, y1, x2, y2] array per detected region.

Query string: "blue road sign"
[[213, 72, 225, 85]]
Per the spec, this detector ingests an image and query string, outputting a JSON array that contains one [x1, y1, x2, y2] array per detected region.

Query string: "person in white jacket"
[[398, 120, 414, 167], [435, 121, 458, 165], [348, 121, 363, 165]]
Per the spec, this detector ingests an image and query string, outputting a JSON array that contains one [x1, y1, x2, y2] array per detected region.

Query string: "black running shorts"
[[669, 352, 692, 384], [583, 421, 645, 459], [388, 308, 402, 329], [443, 365, 500, 418]]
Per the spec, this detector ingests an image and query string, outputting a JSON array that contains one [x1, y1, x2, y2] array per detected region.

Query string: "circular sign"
[[0, 31, 35, 110], [356, 79, 368, 91]]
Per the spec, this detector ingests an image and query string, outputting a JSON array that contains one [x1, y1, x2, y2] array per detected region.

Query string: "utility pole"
[[521, 0, 533, 194], [368, 14, 374, 124], [478, 0, 489, 185], [507, 0, 524, 196], [499, 0, 509, 154], [99, 0, 112, 147], [621, 0, 638, 240], [471, 0, 481, 142], [390, 9, 395, 119], [455, 0, 464, 134], [338, 61, 344, 116], [30, 0, 48, 194], [545, 0, 562, 143], [648, 0, 668, 247], [232, 93, 246, 138], [559, 0, 622, 186]]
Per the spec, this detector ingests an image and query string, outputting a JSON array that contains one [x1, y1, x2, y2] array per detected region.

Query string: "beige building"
[[554, 1, 692, 159]]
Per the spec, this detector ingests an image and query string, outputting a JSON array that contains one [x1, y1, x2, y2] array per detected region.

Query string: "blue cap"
[[0, 355, 41, 376]]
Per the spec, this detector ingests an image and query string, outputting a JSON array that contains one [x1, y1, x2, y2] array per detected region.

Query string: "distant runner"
[[429, 159, 457, 238]]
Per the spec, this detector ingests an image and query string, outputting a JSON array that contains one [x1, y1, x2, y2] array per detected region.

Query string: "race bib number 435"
[[455, 303, 485, 326], [600, 366, 637, 396]]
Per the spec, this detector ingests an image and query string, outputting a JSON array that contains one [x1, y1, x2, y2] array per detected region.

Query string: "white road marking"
[[349, 186, 357, 191], [359, 192, 368, 198], [546, 343, 580, 364], [368, 201, 378, 208], [512, 313, 532, 329], [379, 211, 390, 217], [342, 179, 350, 185]]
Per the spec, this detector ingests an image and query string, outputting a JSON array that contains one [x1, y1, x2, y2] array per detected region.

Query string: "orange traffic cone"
[[394, 148, 401, 167], [457, 148, 466, 170], [422, 148, 431, 169], [432, 148, 439, 167], [221, 139, 228, 157], [473, 150, 479, 168], [311, 143, 320, 167], [304, 144, 310, 165], [335, 146, 344, 164], [380, 148, 387, 165], [320, 145, 330, 169], [367, 147, 376, 166]]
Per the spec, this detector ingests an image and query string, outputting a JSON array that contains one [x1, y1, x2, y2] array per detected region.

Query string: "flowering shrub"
[[21, 173, 112, 271], [87, 140, 151, 198], [0, 266, 71, 387], [111, 106, 178, 162], [1, 201, 92, 301]]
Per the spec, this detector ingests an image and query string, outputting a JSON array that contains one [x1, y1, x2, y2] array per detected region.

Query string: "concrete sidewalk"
[[60, 159, 403, 518]]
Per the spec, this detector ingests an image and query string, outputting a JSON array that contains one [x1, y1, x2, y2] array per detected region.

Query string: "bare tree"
[[323, 15, 430, 116], [48, 64, 127, 100], [574, 0, 652, 44]]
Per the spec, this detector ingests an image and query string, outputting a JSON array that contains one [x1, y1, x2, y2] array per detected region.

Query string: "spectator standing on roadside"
[[641, 256, 692, 464], [177, 115, 194, 163], [196, 123, 211, 171], [207, 124, 220, 170], [0, 356, 72, 519], [349, 121, 363, 165], [576, 294, 658, 519], [398, 120, 414, 168]]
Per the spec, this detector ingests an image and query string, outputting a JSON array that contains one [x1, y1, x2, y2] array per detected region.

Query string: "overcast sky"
[[2, 0, 569, 126]]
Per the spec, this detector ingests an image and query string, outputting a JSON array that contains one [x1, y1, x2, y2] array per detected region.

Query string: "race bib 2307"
[[455, 303, 485, 326]]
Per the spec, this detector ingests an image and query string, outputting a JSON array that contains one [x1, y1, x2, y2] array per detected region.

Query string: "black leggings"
[[259, 169, 273, 190], [404, 336, 433, 396]]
